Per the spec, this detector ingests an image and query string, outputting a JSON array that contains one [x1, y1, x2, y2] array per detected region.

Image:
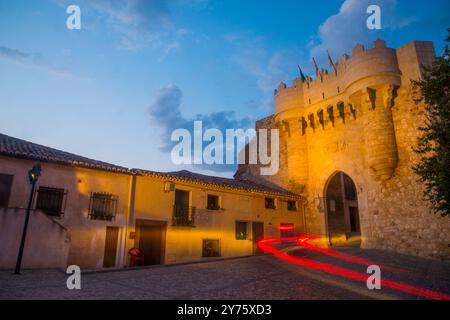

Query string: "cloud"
[[227, 34, 289, 92], [225, 32, 302, 109], [90, 0, 171, 31], [0, 45, 80, 78], [308, 0, 415, 67], [148, 84, 253, 172], [81, 0, 198, 52]]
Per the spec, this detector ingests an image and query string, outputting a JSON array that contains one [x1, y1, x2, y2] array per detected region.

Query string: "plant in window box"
[[236, 232, 246, 240], [206, 195, 220, 210]]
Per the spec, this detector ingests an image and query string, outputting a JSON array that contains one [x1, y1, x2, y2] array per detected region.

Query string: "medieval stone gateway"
[[236, 39, 450, 259]]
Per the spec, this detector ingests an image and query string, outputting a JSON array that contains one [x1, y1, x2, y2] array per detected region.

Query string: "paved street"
[[1, 248, 449, 300]]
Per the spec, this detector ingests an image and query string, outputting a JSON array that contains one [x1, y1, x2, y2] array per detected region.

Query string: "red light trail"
[[297, 238, 416, 276], [257, 236, 450, 300], [279, 226, 295, 230]]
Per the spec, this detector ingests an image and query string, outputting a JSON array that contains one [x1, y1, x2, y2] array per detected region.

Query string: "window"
[[89, 192, 118, 221], [0, 174, 13, 207], [207, 194, 220, 210], [287, 200, 297, 211], [265, 197, 276, 209], [202, 239, 221, 257], [235, 221, 248, 240], [36, 187, 66, 217], [173, 189, 195, 227]]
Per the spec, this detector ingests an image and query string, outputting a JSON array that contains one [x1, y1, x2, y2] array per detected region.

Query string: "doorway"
[[175, 189, 189, 208], [252, 222, 264, 254], [325, 172, 361, 246], [103, 227, 119, 268], [135, 219, 167, 265]]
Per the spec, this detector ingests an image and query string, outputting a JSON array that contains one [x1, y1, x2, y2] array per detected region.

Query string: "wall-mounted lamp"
[[164, 181, 175, 192]]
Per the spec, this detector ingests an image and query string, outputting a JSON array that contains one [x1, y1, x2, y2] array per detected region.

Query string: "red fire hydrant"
[[128, 248, 145, 267]]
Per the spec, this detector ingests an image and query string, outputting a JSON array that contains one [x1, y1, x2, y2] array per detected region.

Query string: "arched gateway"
[[324, 172, 361, 247]]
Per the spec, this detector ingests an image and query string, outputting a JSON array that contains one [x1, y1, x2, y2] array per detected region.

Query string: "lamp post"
[[14, 163, 41, 275]]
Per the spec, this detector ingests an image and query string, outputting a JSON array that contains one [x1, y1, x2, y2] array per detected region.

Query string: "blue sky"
[[0, 0, 448, 177]]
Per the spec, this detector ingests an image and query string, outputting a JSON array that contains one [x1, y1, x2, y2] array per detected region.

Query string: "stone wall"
[[0, 208, 70, 269], [236, 40, 450, 260]]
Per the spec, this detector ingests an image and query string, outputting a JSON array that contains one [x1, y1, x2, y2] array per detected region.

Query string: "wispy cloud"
[[0, 45, 81, 78], [308, 0, 415, 67], [148, 84, 252, 172], [78, 0, 199, 53], [227, 33, 292, 93], [225, 32, 302, 110]]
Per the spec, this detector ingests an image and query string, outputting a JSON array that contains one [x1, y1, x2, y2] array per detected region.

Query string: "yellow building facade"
[[129, 170, 303, 265], [0, 134, 303, 269]]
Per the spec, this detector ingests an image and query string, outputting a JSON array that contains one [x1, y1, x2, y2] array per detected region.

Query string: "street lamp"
[[14, 163, 41, 274]]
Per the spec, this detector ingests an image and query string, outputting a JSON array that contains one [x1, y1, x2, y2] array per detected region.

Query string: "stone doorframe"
[[307, 158, 371, 248]]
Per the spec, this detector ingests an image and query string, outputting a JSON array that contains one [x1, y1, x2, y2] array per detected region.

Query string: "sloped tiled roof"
[[132, 169, 302, 199], [0, 132, 302, 198], [0, 133, 130, 174]]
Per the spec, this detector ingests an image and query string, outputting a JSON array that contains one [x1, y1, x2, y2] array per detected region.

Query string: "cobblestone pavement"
[[1, 248, 449, 300]]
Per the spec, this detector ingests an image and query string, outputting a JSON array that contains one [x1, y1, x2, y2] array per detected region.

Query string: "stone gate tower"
[[236, 39, 450, 260]]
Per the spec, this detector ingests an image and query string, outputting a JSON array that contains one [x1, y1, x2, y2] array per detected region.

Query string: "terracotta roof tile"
[[0, 132, 301, 198], [0, 133, 130, 174], [132, 169, 302, 198]]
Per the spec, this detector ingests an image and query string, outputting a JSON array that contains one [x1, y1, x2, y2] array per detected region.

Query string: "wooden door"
[[341, 173, 360, 237], [138, 224, 165, 265], [252, 222, 264, 254], [103, 227, 119, 268]]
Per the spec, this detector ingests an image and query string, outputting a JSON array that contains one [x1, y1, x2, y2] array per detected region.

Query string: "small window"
[[287, 200, 297, 211], [202, 239, 221, 257], [89, 192, 118, 221], [235, 221, 248, 240], [207, 194, 220, 210], [36, 187, 66, 217], [308, 98, 311, 104], [0, 174, 13, 207], [265, 197, 276, 209]]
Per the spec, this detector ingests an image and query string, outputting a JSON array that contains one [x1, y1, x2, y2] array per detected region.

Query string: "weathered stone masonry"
[[236, 39, 450, 260]]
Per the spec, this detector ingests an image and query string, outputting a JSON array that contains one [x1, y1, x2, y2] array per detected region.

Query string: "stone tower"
[[236, 39, 450, 260]]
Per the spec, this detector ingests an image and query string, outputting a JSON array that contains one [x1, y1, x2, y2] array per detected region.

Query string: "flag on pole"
[[297, 65, 306, 83], [312, 57, 320, 76], [327, 50, 337, 75]]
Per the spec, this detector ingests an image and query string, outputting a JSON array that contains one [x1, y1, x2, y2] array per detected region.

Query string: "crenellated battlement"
[[236, 39, 450, 260], [271, 39, 436, 183], [274, 39, 403, 116]]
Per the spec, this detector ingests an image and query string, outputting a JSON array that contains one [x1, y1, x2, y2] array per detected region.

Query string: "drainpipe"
[[123, 174, 137, 267], [302, 198, 308, 235]]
